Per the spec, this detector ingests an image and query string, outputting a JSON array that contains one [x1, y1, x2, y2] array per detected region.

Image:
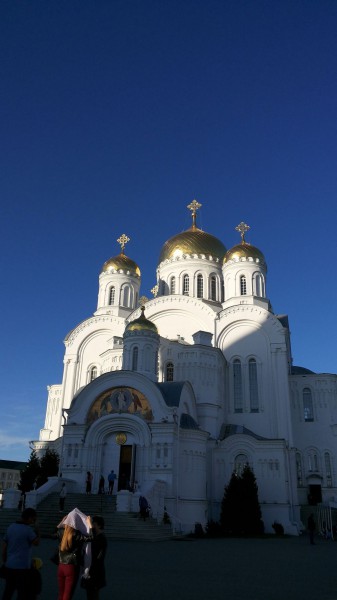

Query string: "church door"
[[118, 444, 137, 491]]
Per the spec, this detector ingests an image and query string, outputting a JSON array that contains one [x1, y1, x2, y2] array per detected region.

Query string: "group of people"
[[97, 470, 117, 495], [1, 506, 107, 600]]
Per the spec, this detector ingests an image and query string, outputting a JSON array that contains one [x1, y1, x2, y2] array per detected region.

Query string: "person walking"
[[2, 507, 40, 600], [59, 483, 67, 512], [81, 516, 107, 600], [308, 513, 316, 545], [57, 509, 93, 600]]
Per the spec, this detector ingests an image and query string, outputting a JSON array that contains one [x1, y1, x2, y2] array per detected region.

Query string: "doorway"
[[308, 484, 322, 505], [118, 444, 137, 490]]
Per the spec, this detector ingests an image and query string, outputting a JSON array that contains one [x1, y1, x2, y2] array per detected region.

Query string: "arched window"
[[109, 286, 115, 305], [325, 452, 332, 487], [170, 277, 176, 295], [197, 274, 203, 298], [166, 362, 174, 382], [240, 275, 247, 295], [235, 453, 249, 476], [210, 275, 216, 301], [249, 359, 259, 412], [254, 274, 261, 297], [122, 285, 130, 307], [303, 388, 314, 421], [183, 274, 189, 296], [132, 347, 138, 370], [89, 366, 97, 382], [296, 452, 303, 486], [233, 359, 243, 412]]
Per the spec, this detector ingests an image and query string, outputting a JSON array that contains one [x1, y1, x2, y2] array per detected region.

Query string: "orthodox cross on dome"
[[117, 233, 130, 254], [139, 295, 149, 306], [151, 284, 158, 298], [235, 222, 250, 243], [187, 199, 202, 229]]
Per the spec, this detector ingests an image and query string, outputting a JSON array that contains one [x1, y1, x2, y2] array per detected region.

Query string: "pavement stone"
[[1, 534, 337, 600]]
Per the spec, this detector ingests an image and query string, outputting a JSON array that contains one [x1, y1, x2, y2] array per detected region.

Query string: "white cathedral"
[[33, 201, 337, 534]]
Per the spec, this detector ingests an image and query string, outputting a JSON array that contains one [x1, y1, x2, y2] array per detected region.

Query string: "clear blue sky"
[[1, 0, 337, 462]]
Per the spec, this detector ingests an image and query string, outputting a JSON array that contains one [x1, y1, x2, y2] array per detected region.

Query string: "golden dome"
[[224, 242, 266, 265], [158, 227, 227, 263], [125, 306, 158, 334], [101, 253, 141, 277]]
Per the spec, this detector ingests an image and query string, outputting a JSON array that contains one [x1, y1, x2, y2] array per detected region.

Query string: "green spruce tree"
[[19, 450, 40, 492]]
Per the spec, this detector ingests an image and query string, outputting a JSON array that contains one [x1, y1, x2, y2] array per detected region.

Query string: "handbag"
[[50, 550, 59, 565]]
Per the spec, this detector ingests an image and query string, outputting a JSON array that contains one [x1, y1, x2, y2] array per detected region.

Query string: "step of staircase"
[[0, 493, 173, 542]]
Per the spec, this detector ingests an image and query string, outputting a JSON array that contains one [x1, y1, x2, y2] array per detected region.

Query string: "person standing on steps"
[[107, 471, 116, 495], [86, 472, 93, 495], [59, 483, 67, 512]]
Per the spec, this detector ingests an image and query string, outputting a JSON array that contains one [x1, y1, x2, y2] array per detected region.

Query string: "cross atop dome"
[[187, 199, 202, 229], [235, 222, 250, 243], [117, 233, 130, 254]]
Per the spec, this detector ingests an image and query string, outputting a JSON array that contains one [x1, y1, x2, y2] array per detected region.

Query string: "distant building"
[[0, 460, 26, 492], [32, 202, 337, 534]]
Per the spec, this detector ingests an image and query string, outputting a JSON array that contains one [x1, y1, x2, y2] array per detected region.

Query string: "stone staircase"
[[0, 493, 173, 542]]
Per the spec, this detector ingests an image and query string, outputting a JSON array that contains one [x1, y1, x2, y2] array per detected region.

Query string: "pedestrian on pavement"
[[81, 515, 107, 600], [2, 507, 40, 600], [308, 513, 316, 545], [57, 509, 93, 600]]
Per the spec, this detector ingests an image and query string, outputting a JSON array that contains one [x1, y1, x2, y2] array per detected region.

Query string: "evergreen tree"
[[19, 450, 40, 492], [240, 464, 264, 535], [39, 448, 59, 486], [220, 465, 264, 536]]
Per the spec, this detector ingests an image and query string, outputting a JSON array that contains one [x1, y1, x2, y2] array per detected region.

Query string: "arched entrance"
[[101, 430, 138, 491]]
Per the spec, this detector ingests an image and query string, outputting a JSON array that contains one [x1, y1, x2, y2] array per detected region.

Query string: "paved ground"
[[1, 533, 337, 600]]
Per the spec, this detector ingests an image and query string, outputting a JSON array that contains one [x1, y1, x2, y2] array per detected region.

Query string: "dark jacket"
[[58, 529, 93, 566], [86, 532, 107, 589]]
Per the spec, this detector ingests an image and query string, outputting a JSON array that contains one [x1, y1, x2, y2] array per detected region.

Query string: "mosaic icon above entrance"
[[87, 386, 153, 425]]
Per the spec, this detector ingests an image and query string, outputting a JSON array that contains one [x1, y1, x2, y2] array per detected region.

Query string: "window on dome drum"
[[109, 286, 115, 305], [254, 274, 261, 297], [303, 388, 314, 421], [122, 286, 130, 307], [233, 359, 243, 412], [235, 453, 249, 476], [132, 347, 138, 371], [89, 366, 97, 382], [170, 277, 176, 294], [240, 275, 247, 295], [166, 362, 174, 382], [183, 274, 189, 296], [197, 274, 203, 298], [210, 275, 216, 301], [325, 452, 332, 487], [249, 359, 259, 412]]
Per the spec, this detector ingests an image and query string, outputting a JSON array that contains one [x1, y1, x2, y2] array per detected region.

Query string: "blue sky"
[[1, 0, 337, 462]]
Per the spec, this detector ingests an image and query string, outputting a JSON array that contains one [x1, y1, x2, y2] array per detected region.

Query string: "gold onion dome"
[[101, 253, 141, 277], [125, 306, 158, 334], [158, 200, 226, 263], [101, 233, 141, 277], [223, 222, 266, 266]]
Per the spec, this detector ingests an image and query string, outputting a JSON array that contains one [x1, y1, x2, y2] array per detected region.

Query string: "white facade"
[[34, 209, 337, 534]]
